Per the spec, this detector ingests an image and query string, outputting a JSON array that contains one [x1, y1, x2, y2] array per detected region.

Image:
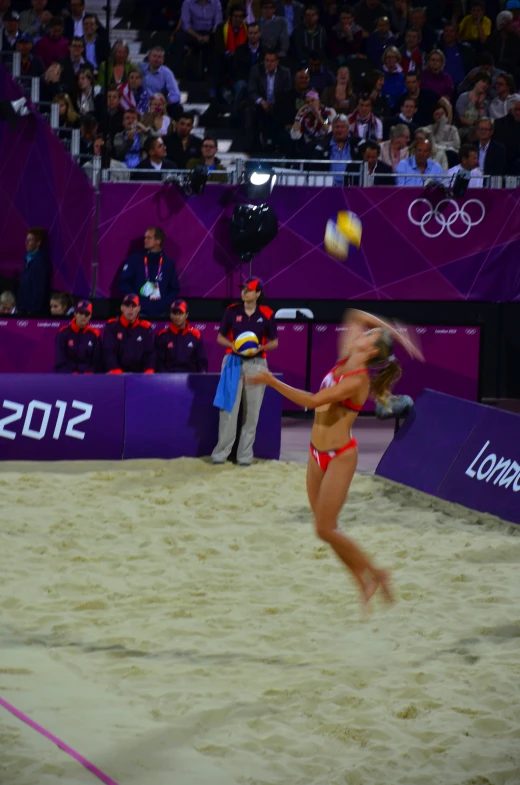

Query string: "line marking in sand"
[[0, 696, 120, 785]]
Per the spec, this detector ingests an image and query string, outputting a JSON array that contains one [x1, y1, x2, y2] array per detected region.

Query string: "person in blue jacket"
[[55, 300, 102, 373], [17, 227, 50, 316], [119, 226, 180, 318]]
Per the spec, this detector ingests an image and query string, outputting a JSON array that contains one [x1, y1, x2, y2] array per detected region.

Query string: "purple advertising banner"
[[0, 63, 95, 295], [376, 390, 520, 525], [124, 374, 281, 460], [0, 374, 125, 460], [310, 325, 480, 410], [96, 184, 520, 301]]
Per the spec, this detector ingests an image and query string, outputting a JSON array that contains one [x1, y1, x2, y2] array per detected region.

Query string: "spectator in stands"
[[358, 139, 393, 184], [103, 294, 155, 374], [408, 7, 437, 53], [245, 49, 292, 151], [141, 92, 174, 136], [164, 111, 201, 168], [366, 15, 395, 65], [177, 0, 222, 75], [438, 22, 475, 88], [404, 71, 440, 127], [119, 228, 179, 318], [211, 277, 278, 467], [278, 67, 309, 126], [489, 74, 520, 119], [507, 0, 520, 37], [258, 0, 289, 57], [456, 70, 490, 139], [381, 46, 406, 110], [386, 95, 418, 138], [362, 69, 391, 120], [15, 32, 45, 76], [1, 10, 21, 52], [458, 53, 505, 100], [399, 27, 423, 75], [19, 0, 51, 40], [140, 46, 182, 119], [52, 92, 79, 127], [275, 0, 303, 37], [320, 65, 357, 115], [233, 21, 265, 113], [60, 36, 94, 91], [50, 291, 74, 315], [458, 0, 491, 47], [225, 0, 259, 23], [395, 138, 443, 185], [64, 0, 87, 39], [98, 41, 135, 88], [328, 5, 364, 64], [420, 50, 454, 101], [55, 300, 102, 373], [475, 116, 506, 175], [155, 299, 208, 373], [39, 60, 68, 101], [319, 114, 362, 185], [187, 136, 228, 181], [0, 291, 16, 315], [79, 112, 98, 155], [118, 68, 151, 115], [74, 66, 102, 116], [98, 87, 125, 138], [348, 93, 383, 142], [213, 5, 247, 101], [291, 5, 326, 65], [321, 0, 338, 34], [304, 52, 331, 93], [486, 11, 519, 74], [388, 0, 408, 42], [379, 122, 410, 170], [82, 14, 108, 73], [494, 98, 520, 173], [17, 227, 50, 317], [82, 135, 130, 182], [353, 0, 386, 36], [114, 108, 151, 167], [290, 89, 335, 153], [414, 126, 449, 170], [133, 136, 178, 180], [425, 99, 461, 153], [34, 16, 69, 67], [445, 143, 484, 187]]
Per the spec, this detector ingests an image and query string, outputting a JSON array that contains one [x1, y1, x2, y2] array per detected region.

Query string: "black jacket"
[[59, 56, 96, 93], [164, 131, 202, 169], [131, 157, 179, 181], [479, 139, 507, 177], [494, 115, 520, 173], [247, 63, 292, 104], [17, 248, 50, 316], [233, 42, 266, 83]]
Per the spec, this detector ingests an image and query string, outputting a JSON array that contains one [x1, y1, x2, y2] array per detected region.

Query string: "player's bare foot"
[[364, 569, 393, 606]]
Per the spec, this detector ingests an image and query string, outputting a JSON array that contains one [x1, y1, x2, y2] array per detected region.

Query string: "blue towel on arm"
[[213, 354, 243, 412]]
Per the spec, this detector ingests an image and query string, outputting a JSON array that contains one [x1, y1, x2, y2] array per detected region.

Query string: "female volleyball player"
[[248, 309, 424, 608]]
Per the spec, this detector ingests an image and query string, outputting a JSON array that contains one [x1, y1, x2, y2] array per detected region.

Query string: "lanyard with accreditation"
[[140, 254, 163, 300]]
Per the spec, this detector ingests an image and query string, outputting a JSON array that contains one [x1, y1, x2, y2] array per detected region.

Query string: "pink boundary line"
[[0, 696, 120, 785]]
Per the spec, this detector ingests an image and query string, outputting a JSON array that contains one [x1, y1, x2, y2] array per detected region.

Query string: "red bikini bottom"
[[309, 437, 358, 472]]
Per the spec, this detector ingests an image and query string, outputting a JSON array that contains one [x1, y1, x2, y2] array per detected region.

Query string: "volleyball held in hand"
[[324, 210, 362, 261], [234, 331, 260, 356]]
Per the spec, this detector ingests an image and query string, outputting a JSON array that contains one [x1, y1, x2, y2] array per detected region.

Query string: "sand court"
[[1, 457, 520, 785]]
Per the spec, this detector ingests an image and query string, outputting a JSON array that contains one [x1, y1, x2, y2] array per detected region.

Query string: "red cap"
[[241, 277, 264, 292], [170, 299, 188, 313], [75, 300, 93, 314], [122, 294, 140, 306]]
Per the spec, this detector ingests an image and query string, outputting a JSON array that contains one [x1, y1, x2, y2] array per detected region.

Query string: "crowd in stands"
[[1, 0, 520, 181]]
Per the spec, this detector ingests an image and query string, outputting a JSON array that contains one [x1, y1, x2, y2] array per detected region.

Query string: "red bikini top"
[[320, 364, 368, 411]]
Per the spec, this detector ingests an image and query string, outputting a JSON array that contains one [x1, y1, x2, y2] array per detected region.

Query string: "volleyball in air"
[[234, 331, 260, 356], [324, 210, 362, 261]]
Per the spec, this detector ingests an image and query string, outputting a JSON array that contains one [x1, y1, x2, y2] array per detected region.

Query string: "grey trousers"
[[211, 355, 268, 465]]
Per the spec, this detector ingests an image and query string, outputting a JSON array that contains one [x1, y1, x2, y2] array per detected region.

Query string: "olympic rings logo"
[[408, 198, 485, 239]]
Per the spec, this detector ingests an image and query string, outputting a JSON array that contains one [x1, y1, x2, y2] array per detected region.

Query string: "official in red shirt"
[[155, 299, 208, 373], [211, 277, 278, 466], [55, 299, 102, 373], [103, 293, 155, 374]]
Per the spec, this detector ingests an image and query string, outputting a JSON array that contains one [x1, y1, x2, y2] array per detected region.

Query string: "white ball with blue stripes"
[[234, 331, 260, 356]]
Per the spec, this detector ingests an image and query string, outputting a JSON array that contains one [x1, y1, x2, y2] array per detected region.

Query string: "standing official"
[[119, 226, 180, 318], [55, 300, 102, 373], [155, 299, 208, 373], [103, 294, 155, 374], [211, 277, 278, 467]]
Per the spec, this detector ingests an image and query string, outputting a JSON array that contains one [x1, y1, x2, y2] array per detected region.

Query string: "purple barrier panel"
[[0, 375, 125, 460], [438, 407, 520, 525], [375, 390, 482, 495], [96, 183, 520, 301], [124, 374, 281, 460], [310, 324, 480, 411], [376, 389, 520, 525]]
